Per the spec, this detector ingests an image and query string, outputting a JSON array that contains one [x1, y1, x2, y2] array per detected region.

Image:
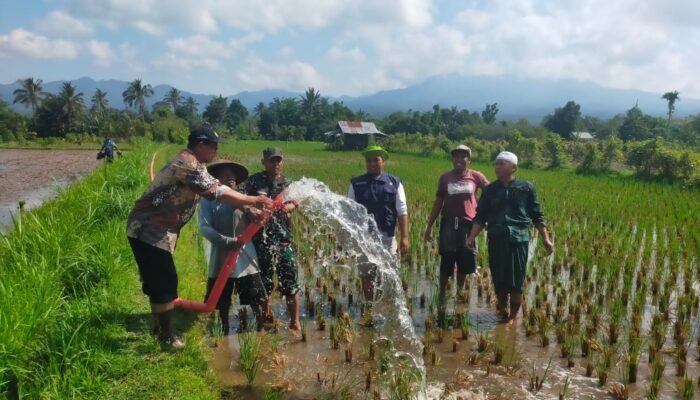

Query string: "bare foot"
[[289, 321, 301, 331]]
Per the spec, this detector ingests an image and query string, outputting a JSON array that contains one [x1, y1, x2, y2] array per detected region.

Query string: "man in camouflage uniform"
[[238, 147, 301, 330], [466, 151, 553, 323], [126, 126, 272, 348]]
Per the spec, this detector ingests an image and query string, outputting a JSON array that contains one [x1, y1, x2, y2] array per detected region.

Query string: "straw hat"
[[207, 160, 249, 183]]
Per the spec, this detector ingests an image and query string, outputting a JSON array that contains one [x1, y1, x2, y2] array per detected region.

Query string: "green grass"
[[0, 144, 218, 399]]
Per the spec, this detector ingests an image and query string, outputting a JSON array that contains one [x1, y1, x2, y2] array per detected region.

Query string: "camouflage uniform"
[[238, 171, 300, 297]]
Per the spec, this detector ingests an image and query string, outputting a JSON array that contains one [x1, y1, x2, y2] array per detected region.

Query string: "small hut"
[[324, 121, 386, 150]]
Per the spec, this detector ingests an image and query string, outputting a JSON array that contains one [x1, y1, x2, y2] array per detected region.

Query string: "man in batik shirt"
[[126, 126, 272, 348]]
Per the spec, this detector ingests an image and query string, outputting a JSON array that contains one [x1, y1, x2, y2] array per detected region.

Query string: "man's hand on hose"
[[253, 195, 274, 211], [223, 236, 243, 251]]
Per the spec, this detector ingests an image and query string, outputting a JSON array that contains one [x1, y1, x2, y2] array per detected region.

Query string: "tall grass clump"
[[0, 143, 220, 399]]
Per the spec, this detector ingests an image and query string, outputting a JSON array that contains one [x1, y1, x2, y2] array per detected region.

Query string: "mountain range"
[[1, 75, 698, 121]]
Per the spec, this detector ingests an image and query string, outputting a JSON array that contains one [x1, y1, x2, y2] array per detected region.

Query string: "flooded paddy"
[[206, 178, 700, 399], [0, 149, 100, 231]]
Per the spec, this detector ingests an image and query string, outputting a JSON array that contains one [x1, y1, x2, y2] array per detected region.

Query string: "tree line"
[[2, 77, 699, 186]]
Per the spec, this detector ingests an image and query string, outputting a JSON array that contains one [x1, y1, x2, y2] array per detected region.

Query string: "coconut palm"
[[253, 102, 266, 117], [183, 96, 199, 116], [57, 82, 85, 134], [12, 77, 45, 114], [122, 79, 154, 118], [90, 89, 109, 115], [299, 87, 322, 118], [164, 87, 183, 111], [661, 91, 680, 122]]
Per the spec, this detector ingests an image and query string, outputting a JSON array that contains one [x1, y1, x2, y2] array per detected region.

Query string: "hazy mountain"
[[341, 74, 700, 120], [1, 75, 698, 121]]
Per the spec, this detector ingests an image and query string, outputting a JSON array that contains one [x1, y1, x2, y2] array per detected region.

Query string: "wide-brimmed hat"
[[362, 145, 389, 160], [207, 160, 249, 183]]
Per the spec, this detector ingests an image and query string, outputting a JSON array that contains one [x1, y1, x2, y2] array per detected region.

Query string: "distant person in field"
[[423, 145, 488, 315], [99, 137, 118, 162], [126, 126, 272, 348], [199, 160, 268, 334], [466, 151, 553, 323], [348, 145, 409, 301], [238, 147, 302, 331]]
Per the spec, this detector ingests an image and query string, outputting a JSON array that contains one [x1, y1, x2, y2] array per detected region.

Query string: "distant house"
[[573, 131, 594, 140], [323, 121, 387, 149]]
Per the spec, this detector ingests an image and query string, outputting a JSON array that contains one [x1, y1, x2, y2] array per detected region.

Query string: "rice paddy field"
[[2, 140, 700, 399]]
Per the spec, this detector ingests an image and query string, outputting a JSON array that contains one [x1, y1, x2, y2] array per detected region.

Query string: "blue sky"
[[1, 0, 698, 98]]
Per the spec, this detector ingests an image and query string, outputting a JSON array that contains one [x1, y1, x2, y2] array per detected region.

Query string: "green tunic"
[[474, 179, 546, 292]]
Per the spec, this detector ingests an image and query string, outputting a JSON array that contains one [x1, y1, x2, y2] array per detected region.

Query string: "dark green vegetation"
[[3, 77, 700, 186]]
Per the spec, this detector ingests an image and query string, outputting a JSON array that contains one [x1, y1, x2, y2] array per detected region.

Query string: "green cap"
[[362, 145, 389, 160]]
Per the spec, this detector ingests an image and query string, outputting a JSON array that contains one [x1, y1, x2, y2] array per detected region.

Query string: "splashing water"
[[286, 177, 426, 397]]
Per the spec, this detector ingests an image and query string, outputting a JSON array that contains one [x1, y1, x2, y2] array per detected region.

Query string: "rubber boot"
[[157, 310, 185, 349]]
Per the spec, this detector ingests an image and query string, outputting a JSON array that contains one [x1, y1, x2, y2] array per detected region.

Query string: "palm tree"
[[183, 96, 199, 116], [355, 109, 370, 121], [12, 77, 45, 114], [57, 82, 85, 134], [298, 87, 321, 118], [253, 102, 266, 117], [164, 87, 183, 111], [90, 89, 109, 115], [122, 79, 154, 119], [661, 91, 680, 122]]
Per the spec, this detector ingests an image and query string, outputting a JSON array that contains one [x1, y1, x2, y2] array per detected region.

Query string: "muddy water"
[[208, 178, 697, 399], [0, 149, 100, 232]]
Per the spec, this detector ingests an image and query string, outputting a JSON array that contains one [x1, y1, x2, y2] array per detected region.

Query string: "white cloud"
[[327, 46, 366, 63], [0, 29, 79, 60], [60, 0, 433, 34], [236, 55, 325, 91], [153, 33, 263, 71], [86, 40, 116, 67], [38, 10, 92, 36]]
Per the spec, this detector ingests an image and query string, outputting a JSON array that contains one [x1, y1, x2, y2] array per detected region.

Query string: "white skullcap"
[[495, 151, 518, 166]]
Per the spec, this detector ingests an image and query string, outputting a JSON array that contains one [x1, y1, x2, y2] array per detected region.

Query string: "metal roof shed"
[[323, 121, 386, 150]]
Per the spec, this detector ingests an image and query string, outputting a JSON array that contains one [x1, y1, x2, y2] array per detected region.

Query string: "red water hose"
[[174, 196, 284, 312]]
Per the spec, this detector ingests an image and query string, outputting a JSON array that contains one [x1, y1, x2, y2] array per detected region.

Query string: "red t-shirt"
[[436, 169, 489, 220]]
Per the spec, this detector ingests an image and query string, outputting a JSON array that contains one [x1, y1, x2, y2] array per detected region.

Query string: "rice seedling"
[[558, 376, 571, 400], [676, 373, 695, 400], [527, 357, 553, 393], [459, 312, 471, 340], [239, 330, 263, 385]]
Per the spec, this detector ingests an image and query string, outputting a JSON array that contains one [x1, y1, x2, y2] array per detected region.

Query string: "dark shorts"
[[439, 217, 477, 276], [255, 241, 300, 297], [205, 274, 268, 311], [128, 238, 178, 304]]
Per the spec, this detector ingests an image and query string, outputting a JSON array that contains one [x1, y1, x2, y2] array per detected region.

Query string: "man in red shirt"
[[424, 145, 489, 318]]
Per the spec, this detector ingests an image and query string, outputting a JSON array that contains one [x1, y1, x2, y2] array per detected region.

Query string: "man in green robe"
[[466, 151, 553, 323]]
